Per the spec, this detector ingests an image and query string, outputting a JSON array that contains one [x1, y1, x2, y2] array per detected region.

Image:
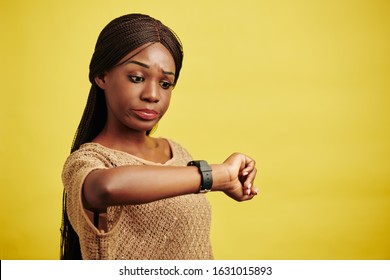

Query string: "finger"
[[243, 168, 257, 190], [243, 183, 259, 196], [242, 190, 257, 200], [250, 186, 260, 196], [241, 157, 256, 176]]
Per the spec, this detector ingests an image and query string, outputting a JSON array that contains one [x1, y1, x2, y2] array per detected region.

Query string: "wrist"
[[187, 160, 213, 192], [210, 164, 231, 192]]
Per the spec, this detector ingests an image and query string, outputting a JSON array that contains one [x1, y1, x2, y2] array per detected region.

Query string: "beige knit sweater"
[[62, 139, 213, 260]]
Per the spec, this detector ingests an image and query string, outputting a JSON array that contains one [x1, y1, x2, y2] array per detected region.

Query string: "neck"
[[93, 123, 156, 152]]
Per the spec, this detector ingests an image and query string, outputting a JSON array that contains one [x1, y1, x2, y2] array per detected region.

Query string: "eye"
[[128, 75, 145, 83], [159, 80, 174, 90]]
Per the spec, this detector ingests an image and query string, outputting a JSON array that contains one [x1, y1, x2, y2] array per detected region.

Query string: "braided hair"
[[60, 14, 184, 259]]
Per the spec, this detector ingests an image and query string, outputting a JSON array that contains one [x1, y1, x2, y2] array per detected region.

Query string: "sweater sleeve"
[[61, 147, 110, 233]]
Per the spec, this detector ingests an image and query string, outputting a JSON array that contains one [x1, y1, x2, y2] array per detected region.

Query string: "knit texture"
[[62, 139, 213, 260]]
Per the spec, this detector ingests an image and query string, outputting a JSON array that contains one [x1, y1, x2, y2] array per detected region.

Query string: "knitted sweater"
[[62, 139, 213, 260]]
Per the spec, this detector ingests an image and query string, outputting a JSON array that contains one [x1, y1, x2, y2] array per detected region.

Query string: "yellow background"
[[1, 0, 389, 259]]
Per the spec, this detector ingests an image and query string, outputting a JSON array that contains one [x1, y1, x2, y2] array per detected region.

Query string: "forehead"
[[118, 43, 175, 70]]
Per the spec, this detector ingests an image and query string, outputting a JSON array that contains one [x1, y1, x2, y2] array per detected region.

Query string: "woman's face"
[[96, 43, 176, 135]]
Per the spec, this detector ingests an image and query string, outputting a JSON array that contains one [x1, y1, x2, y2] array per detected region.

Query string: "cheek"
[[160, 93, 172, 112], [105, 83, 138, 106], [104, 92, 129, 115]]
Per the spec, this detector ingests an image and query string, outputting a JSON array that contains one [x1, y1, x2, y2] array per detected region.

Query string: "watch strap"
[[187, 160, 213, 193]]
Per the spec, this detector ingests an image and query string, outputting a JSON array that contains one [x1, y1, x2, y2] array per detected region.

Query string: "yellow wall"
[[1, 0, 389, 259]]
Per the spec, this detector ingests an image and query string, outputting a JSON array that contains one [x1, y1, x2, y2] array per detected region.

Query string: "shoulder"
[[62, 143, 113, 184], [63, 143, 114, 168], [165, 138, 193, 163], [166, 138, 186, 151]]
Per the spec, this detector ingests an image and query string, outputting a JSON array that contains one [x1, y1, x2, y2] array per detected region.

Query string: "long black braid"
[[60, 14, 184, 259]]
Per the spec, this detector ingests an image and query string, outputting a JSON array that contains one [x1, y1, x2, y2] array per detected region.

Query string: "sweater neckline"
[[83, 138, 176, 166]]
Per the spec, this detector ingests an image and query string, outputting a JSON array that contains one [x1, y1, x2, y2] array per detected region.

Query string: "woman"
[[61, 13, 258, 260]]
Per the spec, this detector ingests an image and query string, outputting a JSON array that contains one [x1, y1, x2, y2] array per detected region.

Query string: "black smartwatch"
[[187, 160, 213, 193]]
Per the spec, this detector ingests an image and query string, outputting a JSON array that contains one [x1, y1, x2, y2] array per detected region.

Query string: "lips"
[[133, 109, 159, 120]]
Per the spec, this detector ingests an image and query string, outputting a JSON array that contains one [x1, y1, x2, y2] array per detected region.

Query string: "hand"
[[220, 153, 259, 201]]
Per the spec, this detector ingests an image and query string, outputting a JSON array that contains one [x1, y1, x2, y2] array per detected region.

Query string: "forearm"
[[83, 164, 230, 209]]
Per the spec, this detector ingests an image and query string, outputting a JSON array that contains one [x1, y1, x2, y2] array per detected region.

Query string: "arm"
[[83, 153, 258, 211]]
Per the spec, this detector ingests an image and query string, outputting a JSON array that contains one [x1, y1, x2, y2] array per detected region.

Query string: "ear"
[[94, 74, 106, 90]]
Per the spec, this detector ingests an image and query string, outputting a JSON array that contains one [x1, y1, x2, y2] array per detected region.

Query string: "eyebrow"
[[126, 60, 175, 76]]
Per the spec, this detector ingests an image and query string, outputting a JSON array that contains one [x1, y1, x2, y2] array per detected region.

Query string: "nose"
[[140, 81, 160, 103]]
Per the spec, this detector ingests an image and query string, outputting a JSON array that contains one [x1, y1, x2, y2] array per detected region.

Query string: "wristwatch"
[[187, 160, 213, 193]]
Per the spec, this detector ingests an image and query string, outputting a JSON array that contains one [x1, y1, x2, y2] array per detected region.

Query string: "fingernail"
[[247, 189, 251, 195], [247, 183, 252, 189], [243, 172, 249, 176]]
